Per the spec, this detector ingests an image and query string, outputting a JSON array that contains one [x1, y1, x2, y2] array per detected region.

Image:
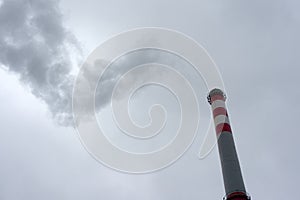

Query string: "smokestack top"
[[207, 88, 227, 104]]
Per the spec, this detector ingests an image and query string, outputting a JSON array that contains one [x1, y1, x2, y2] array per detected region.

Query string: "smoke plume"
[[0, 0, 80, 126]]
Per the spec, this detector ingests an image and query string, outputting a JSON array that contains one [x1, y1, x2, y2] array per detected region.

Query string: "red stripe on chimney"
[[216, 123, 232, 134], [213, 107, 228, 118]]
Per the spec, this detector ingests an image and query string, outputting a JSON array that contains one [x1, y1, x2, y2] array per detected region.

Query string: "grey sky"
[[1, 0, 300, 199]]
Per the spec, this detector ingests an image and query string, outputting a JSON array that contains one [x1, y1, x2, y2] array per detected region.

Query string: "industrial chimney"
[[207, 88, 250, 200]]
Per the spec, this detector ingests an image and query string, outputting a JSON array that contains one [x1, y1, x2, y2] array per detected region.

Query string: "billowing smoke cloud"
[[0, 0, 196, 127], [0, 0, 80, 126]]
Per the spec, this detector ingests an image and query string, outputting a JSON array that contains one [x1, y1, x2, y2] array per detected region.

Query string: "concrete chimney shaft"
[[208, 88, 250, 200]]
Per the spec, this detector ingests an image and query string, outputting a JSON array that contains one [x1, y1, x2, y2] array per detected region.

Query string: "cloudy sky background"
[[1, 0, 300, 199]]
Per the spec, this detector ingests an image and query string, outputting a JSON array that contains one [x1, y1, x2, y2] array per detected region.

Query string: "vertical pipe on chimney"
[[207, 88, 250, 200]]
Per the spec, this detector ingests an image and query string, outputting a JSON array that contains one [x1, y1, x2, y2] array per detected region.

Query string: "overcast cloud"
[[1, 0, 300, 200]]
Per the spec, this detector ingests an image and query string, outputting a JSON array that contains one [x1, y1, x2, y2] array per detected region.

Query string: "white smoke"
[[0, 0, 81, 126], [0, 0, 198, 127]]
